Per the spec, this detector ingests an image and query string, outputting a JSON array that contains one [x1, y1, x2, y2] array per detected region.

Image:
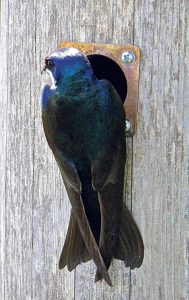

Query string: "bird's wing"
[[92, 126, 126, 279], [91, 81, 126, 281], [42, 112, 112, 286]]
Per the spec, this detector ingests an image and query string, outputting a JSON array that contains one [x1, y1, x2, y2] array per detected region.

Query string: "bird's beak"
[[41, 65, 47, 74]]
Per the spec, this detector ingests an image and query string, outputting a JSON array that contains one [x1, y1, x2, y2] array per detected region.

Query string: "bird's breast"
[[45, 96, 109, 163]]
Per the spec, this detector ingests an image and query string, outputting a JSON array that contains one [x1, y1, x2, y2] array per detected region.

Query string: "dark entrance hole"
[[87, 54, 127, 103]]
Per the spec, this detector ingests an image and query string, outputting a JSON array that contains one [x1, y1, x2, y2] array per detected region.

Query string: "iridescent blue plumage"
[[41, 47, 144, 286], [42, 85, 53, 109]]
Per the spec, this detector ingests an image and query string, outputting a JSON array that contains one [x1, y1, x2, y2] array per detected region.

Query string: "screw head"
[[121, 51, 135, 64], [125, 119, 131, 132]]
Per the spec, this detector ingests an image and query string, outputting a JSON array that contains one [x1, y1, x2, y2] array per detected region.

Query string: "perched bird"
[[41, 47, 144, 286]]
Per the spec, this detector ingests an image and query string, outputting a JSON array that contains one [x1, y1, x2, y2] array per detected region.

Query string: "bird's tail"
[[59, 210, 91, 271], [95, 203, 144, 282], [59, 204, 143, 285]]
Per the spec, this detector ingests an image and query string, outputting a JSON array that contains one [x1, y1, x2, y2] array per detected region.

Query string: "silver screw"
[[121, 51, 135, 64], [125, 119, 131, 132]]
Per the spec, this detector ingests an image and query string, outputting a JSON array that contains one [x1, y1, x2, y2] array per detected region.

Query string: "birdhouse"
[[1, 1, 188, 299]]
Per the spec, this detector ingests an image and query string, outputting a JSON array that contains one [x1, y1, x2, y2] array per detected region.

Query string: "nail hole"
[[87, 54, 127, 103]]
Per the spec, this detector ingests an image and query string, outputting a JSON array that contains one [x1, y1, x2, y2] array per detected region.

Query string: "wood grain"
[[0, 2, 8, 299], [0, 0, 189, 299], [132, 1, 189, 299]]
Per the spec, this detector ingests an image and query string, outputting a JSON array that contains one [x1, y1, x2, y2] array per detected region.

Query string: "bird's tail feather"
[[95, 203, 144, 283], [59, 210, 91, 271], [114, 203, 144, 268]]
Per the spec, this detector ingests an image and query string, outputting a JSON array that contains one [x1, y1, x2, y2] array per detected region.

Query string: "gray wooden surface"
[[0, 0, 189, 299]]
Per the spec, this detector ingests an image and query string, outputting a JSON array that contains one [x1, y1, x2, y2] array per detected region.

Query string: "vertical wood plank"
[[132, 0, 189, 299], [1, 0, 76, 299], [0, 1, 8, 299], [31, 1, 76, 299], [72, 1, 135, 299], [3, 1, 35, 298]]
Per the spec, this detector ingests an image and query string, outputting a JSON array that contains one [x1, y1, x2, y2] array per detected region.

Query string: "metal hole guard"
[[58, 42, 141, 137]]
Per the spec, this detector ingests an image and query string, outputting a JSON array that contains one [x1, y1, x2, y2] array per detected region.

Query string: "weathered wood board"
[[0, 0, 188, 299]]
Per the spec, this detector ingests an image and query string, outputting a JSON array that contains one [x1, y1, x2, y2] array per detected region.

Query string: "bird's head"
[[42, 47, 95, 88]]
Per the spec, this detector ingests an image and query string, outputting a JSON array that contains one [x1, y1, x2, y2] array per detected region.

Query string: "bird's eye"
[[45, 59, 55, 69]]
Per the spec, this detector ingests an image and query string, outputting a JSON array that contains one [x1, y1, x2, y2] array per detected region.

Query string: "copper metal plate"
[[58, 41, 141, 136]]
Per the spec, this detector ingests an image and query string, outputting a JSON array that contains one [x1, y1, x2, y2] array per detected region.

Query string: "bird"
[[41, 47, 144, 286]]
